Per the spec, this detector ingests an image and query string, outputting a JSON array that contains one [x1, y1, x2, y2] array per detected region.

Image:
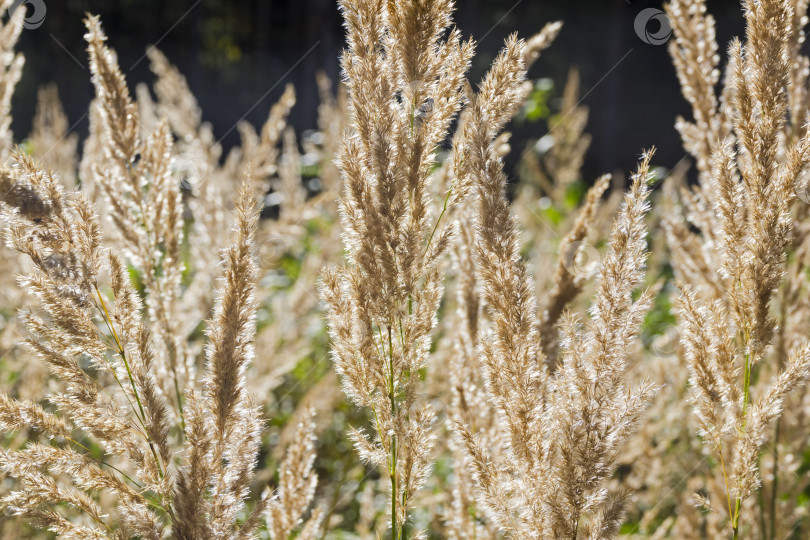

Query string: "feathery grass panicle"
[[186, 180, 263, 538], [172, 179, 319, 540], [86, 15, 190, 414], [85, 15, 139, 166], [464, 140, 656, 537], [323, 0, 475, 535], [538, 173, 611, 364], [518, 67, 592, 205], [235, 83, 297, 199], [465, 36, 545, 472], [0, 0, 25, 158], [28, 84, 79, 185], [665, 0, 725, 182], [203, 181, 259, 446], [543, 152, 656, 539], [263, 411, 321, 539], [524, 21, 562, 66], [146, 48, 203, 142], [172, 390, 213, 540], [451, 33, 530, 207], [0, 393, 72, 439]]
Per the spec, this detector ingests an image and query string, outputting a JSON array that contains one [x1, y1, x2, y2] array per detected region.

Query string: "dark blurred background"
[[12, 0, 751, 182]]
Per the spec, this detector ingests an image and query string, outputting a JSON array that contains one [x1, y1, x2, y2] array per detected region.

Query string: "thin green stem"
[[732, 350, 752, 534], [731, 271, 752, 537], [95, 286, 164, 480], [65, 437, 141, 490], [769, 283, 789, 540], [387, 324, 398, 540], [63, 437, 167, 515], [718, 439, 734, 524], [391, 431, 398, 540], [173, 374, 185, 432], [770, 418, 781, 540], [424, 188, 452, 257]]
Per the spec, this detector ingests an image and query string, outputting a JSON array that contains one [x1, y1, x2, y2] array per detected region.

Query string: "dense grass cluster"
[[1, 0, 810, 538]]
